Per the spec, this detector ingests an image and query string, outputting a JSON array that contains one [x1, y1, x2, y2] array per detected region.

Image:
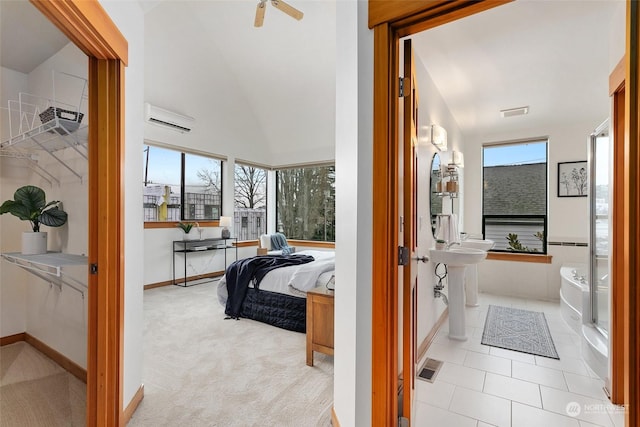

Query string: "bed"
[[217, 250, 335, 332]]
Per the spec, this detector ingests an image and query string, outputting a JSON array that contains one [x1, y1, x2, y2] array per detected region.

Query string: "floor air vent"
[[417, 358, 443, 383]]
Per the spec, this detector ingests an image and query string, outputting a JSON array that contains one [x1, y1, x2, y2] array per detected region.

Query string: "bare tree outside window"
[[196, 162, 222, 194], [234, 165, 266, 208], [276, 165, 335, 242], [143, 145, 222, 222], [234, 164, 267, 240], [187, 154, 221, 220]]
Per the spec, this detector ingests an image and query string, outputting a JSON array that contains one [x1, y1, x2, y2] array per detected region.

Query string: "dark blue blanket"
[[225, 254, 314, 318]]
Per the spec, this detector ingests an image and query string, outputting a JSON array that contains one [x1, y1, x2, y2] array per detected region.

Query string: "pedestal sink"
[[460, 239, 495, 307], [430, 247, 487, 341]]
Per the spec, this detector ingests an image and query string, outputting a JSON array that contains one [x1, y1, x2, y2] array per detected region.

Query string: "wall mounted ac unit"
[[144, 103, 194, 133]]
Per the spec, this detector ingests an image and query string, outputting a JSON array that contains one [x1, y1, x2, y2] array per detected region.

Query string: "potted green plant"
[[0, 185, 68, 254], [177, 221, 200, 240]]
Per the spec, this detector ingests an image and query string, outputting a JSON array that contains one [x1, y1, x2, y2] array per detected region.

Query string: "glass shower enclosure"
[[588, 119, 610, 338]]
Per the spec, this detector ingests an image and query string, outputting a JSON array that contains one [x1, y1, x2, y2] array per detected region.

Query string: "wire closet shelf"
[[0, 70, 88, 185]]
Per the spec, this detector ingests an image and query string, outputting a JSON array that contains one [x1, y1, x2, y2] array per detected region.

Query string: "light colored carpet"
[[128, 280, 334, 427], [0, 342, 86, 427], [481, 304, 559, 359]]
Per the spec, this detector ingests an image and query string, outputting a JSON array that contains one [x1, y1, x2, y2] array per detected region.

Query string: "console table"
[[172, 237, 237, 287], [306, 285, 335, 366], [1, 252, 88, 297]]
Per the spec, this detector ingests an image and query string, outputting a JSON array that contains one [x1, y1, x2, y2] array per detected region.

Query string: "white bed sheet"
[[217, 250, 335, 306]]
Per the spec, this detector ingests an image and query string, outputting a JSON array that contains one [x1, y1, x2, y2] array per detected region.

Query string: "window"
[[482, 140, 547, 253], [143, 145, 222, 221], [234, 163, 267, 240], [276, 165, 335, 242]]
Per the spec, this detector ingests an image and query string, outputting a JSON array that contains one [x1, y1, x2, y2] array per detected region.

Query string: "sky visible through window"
[[143, 145, 218, 185], [483, 141, 547, 166]]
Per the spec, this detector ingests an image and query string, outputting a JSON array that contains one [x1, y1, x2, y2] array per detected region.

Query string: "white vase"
[[22, 231, 47, 255]]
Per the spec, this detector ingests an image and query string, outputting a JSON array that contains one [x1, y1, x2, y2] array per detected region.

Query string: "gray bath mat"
[[481, 305, 559, 359]]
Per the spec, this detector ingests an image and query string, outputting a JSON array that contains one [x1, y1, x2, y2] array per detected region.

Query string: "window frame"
[[233, 161, 268, 241], [275, 163, 335, 242], [143, 143, 224, 223], [481, 139, 549, 254]]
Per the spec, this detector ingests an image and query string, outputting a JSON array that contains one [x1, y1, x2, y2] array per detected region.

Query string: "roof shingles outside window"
[[483, 163, 546, 215]]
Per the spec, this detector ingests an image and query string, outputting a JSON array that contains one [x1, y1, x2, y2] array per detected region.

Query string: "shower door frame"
[[588, 119, 610, 338]]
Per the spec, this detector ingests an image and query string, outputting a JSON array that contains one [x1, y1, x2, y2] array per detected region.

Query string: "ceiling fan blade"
[[254, 1, 266, 27], [270, 0, 303, 21]]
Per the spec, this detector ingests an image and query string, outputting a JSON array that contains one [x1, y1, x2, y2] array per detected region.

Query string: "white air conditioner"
[[144, 103, 194, 133]]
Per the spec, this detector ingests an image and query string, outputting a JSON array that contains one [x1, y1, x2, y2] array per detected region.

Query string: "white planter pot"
[[22, 232, 47, 255], [183, 232, 197, 241]]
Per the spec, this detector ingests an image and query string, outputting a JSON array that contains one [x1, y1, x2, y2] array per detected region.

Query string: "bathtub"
[[560, 263, 609, 380], [560, 263, 588, 334]]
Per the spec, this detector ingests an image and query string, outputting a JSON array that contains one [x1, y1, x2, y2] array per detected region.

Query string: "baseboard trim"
[[122, 384, 144, 425], [24, 333, 87, 383], [1, 332, 87, 383], [144, 271, 224, 290], [0, 332, 26, 346], [331, 407, 341, 427], [417, 307, 449, 363]]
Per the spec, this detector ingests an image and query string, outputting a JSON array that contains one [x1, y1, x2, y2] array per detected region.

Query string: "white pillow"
[[260, 234, 272, 250]]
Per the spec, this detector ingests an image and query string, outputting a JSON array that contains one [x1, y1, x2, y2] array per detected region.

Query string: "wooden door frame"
[[401, 38, 418, 422], [369, 0, 639, 425], [622, 4, 640, 426], [29, 1, 128, 425]]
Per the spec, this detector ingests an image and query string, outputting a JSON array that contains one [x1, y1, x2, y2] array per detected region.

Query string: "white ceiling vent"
[[144, 103, 194, 133], [500, 106, 529, 118]]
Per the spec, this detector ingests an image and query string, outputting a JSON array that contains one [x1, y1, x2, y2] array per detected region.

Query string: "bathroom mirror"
[[430, 153, 443, 237]]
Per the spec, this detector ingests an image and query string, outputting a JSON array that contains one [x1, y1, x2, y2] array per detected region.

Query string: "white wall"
[[98, 0, 146, 409], [1, 44, 89, 367], [459, 2, 625, 302], [464, 121, 598, 300], [334, 1, 372, 425], [412, 43, 464, 348], [0, 66, 29, 337], [143, 227, 243, 285], [143, 2, 273, 165], [609, 1, 626, 70]]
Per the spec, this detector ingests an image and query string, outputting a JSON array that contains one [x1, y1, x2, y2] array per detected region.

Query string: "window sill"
[[486, 252, 552, 264], [287, 240, 335, 249]]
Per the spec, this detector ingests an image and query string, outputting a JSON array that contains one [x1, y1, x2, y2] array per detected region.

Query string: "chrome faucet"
[[446, 241, 461, 250]]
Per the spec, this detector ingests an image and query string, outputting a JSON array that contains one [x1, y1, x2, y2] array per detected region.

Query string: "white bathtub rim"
[[560, 263, 589, 291]]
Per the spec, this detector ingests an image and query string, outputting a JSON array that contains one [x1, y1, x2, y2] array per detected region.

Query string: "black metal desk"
[[172, 237, 237, 287]]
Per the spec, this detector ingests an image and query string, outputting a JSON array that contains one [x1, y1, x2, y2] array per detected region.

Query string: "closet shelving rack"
[[1, 252, 88, 297], [0, 71, 88, 185]]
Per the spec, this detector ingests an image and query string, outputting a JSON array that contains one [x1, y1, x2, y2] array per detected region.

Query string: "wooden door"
[[401, 38, 419, 424]]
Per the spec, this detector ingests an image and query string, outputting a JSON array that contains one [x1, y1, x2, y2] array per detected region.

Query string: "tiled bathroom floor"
[[413, 293, 625, 427]]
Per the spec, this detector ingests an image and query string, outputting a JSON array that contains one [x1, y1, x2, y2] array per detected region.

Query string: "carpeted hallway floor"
[[0, 342, 85, 426], [1, 279, 333, 426], [128, 280, 334, 426]]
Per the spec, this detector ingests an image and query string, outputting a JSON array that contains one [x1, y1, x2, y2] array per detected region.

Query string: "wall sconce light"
[[219, 216, 232, 239], [449, 150, 464, 168], [430, 124, 447, 151]]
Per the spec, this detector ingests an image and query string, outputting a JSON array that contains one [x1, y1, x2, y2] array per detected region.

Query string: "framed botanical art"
[[558, 161, 588, 197]]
